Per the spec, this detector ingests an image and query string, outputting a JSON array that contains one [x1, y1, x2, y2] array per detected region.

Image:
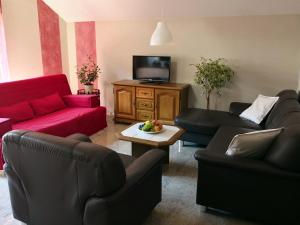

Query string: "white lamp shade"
[[150, 21, 173, 46]]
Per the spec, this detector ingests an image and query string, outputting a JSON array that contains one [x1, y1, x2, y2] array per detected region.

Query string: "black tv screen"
[[133, 56, 171, 82]]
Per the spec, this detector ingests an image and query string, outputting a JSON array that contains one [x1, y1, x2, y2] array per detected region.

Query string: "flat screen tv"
[[133, 55, 171, 83]]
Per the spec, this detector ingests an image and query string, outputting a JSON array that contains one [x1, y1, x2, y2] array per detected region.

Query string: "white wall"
[[59, 17, 69, 78], [2, 0, 43, 80], [96, 15, 300, 113], [64, 22, 77, 94]]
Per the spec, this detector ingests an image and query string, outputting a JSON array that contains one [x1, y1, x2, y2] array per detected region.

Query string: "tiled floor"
[[0, 117, 260, 225]]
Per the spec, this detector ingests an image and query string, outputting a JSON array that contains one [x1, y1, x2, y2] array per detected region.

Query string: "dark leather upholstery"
[[229, 102, 251, 115], [205, 126, 255, 154], [3, 130, 165, 225], [66, 133, 93, 142], [190, 89, 300, 225], [265, 98, 300, 129], [66, 133, 135, 168], [175, 107, 261, 145], [265, 125, 300, 173]]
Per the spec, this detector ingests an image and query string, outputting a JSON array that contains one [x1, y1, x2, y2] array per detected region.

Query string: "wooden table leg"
[[131, 142, 170, 164]]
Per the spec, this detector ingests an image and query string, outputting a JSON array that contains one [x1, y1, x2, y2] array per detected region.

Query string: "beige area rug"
[[91, 123, 260, 225]]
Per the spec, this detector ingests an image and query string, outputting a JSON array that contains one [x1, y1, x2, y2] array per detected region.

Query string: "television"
[[133, 55, 171, 83]]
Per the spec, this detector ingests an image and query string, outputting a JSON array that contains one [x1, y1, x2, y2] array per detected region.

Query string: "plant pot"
[[84, 84, 94, 94]]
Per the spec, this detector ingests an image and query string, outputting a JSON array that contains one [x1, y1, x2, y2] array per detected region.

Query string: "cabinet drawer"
[[136, 87, 154, 99], [136, 98, 154, 111], [137, 110, 154, 121]]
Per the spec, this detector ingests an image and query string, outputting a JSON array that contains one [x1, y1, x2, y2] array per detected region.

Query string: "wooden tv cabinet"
[[113, 80, 190, 124]]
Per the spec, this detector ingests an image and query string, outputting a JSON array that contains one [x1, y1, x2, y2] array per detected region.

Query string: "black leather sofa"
[[2, 131, 166, 225], [177, 90, 300, 225]]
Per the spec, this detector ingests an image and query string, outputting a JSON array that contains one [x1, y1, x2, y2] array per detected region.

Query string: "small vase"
[[84, 84, 93, 94]]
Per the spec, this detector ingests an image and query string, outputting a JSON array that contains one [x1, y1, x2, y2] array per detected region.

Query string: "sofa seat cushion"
[[175, 108, 262, 136], [206, 126, 256, 155], [12, 107, 107, 137]]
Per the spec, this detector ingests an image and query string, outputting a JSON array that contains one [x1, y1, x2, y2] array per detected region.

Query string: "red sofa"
[[0, 74, 107, 169]]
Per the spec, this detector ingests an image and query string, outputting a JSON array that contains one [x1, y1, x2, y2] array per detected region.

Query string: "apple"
[[154, 125, 161, 132]]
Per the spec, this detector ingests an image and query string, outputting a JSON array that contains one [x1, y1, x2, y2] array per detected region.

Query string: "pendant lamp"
[[150, 1, 173, 46], [150, 21, 173, 46]]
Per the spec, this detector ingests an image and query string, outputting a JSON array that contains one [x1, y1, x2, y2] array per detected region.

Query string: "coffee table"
[[118, 122, 185, 163]]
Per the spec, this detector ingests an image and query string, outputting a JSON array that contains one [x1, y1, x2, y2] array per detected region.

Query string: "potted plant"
[[77, 56, 101, 94], [191, 57, 234, 109]]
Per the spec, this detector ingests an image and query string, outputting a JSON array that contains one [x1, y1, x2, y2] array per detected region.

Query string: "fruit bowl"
[[138, 128, 163, 134], [138, 120, 163, 134]]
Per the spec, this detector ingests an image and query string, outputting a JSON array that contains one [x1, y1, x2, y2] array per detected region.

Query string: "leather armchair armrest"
[[0, 118, 12, 138], [229, 102, 251, 115], [63, 95, 100, 108], [105, 149, 166, 201], [66, 133, 92, 143], [195, 150, 300, 180], [125, 149, 166, 182]]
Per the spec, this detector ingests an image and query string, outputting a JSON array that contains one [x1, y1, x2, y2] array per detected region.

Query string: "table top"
[[113, 80, 189, 90], [118, 122, 185, 147]]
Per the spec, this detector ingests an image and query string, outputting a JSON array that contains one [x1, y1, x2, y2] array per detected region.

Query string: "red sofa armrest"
[[0, 118, 12, 138], [63, 95, 100, 108], [0, 118, 12, 170]]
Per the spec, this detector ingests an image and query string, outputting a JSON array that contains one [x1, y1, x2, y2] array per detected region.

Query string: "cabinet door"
[[155, 89, 180, 124], [114, 85, 135, 119]]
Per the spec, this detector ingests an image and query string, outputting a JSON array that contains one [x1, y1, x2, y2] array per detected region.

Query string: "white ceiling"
[[43, 0, 300, 22]]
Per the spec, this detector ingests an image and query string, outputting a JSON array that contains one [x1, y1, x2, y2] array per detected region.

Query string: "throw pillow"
[[30, 93, 66, 116], [225, 128, 283, 158], [0, 101, 34, 123], [240, 95, 279, 124]]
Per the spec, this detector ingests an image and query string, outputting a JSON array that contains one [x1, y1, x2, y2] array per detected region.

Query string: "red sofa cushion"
[[30, 93, 66, 116], [12, 107, 107, 137], [0, 101, 34, 123]]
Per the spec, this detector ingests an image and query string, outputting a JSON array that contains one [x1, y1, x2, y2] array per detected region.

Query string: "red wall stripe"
[[37, 0, 62, 75], [75, 21, 98, 89]]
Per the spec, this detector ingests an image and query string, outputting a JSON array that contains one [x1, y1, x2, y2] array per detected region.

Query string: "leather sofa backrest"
[[265, 125, 300, 173], [265, 90, 300, 129], [2, 130, 126, 225], [0, 74, 71, 107]]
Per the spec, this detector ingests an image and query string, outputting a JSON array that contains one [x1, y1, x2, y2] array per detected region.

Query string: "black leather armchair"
[[3, 130, 166, 225]]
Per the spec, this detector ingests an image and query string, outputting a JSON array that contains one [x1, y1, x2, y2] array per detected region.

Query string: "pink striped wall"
[[37, 0, 62, 75], [75, 21, 98, 89]]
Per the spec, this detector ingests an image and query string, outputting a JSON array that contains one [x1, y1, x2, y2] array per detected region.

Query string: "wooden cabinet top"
[[113, 80, 190, 90]]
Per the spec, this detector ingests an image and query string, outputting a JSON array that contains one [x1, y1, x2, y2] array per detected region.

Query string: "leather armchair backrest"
[[265, 125, 300, 173], [265, 90, 300, 129], [2, 130, 126, 225]]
